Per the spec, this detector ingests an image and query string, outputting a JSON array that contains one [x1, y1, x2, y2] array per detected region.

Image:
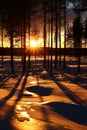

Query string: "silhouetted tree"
[[73, 14, 83, 48], [63, 0, 67, 68], [0, 0, 36, 73], [55, 0, 58, 68], [43, 0, 47, 68], [73, 14, 83, 71], [84, 18, 87, 48], [58, 0, 62, 66], [1, 27, 3, 66]]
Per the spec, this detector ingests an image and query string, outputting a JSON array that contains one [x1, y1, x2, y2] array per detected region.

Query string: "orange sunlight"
[[30, 40, 36, 48]]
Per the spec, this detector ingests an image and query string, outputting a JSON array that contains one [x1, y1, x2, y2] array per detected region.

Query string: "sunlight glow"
[[24, 90, 38, 97], [30, 81, 37, 85], [30, 40, 36, 48], [16, 105, 23, 111], [20, 111, 30, 118]]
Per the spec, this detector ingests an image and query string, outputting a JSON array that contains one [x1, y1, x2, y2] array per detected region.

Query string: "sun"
[[30, 40, 36, 48]]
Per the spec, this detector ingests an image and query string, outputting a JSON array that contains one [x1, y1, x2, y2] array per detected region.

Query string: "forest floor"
[[0, 56, 87, 130]]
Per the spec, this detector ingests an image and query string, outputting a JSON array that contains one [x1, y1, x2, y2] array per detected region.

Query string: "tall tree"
[[63, 0, 67, 67], [50, 0, 54, 74], [43, 0, 47, 68], [0, 0, 35, 73], [58, 0, 62, 66], [1, 26, 3, 66], [73, 13, 83, 71], [84, 18, 87, 48], [55, 0, 58, 68], [73, 14, 83, 48]]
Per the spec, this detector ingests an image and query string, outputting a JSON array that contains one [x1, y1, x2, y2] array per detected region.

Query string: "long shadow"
[[0, 74, 23, 130], [31, 57, 87, 125], [44, 101, 87, 125], [53, 67, 87, 90], [48, 61, 87, 105], [0, 57, 31, 129], [28, 58, 56, 129], [52, 75, 86, 106], [0, 70, 29, 130], [0, 74, 23, 108], [46, 64, 87, 106], [0, 76, 11, 87], [62, 71, 87, 89], [15, 70, 29, 102], [29, 59, 45, 78], [0, 105, 18, 130]]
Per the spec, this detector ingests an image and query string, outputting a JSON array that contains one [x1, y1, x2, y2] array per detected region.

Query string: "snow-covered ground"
[[0, 56, 87, 130]]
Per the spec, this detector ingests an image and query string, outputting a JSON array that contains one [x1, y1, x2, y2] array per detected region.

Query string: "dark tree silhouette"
[[73, 14, 83, 71], [0, 0, 36, 73], [66, 23, 73, 47], [84, 18, 87, 48], [1, 22, 4, 67], [43, 0, 47, 68], [63, 0, 67, 68], [73, 15, 83, 48], [58, 0, 62, 66]]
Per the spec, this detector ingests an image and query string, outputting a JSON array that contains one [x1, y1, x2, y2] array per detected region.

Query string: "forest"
[[0, 0, 87, 72]]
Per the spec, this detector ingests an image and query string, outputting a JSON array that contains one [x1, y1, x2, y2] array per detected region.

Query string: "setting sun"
[[30, 40, 36, 48]]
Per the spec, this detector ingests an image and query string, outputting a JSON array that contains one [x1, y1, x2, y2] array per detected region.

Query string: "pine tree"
[[73, 13, 83, 71]]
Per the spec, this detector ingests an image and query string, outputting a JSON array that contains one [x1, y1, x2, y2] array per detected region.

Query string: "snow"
[[0, 56, 87, 130]]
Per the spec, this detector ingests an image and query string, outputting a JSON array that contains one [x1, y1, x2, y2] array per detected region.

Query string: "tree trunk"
[[48, 12, 51, 68], [58, 0, 62, 66], [22, 14, 26, 74], [1, 26, 4, 67], [55, 0, 58, 68], [63, 0, 66, 68], [50, 0, 53, 74], [28, 8, 31, 68], [10, 30, 14, 73], [43, 0, 46, 68]]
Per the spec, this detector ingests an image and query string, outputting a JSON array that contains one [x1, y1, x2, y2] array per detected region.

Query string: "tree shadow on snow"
[[61, 70, 87, 90], [0, 103, 18, 130], [26, 86, 53, 96], [0, 71, 29, 130], [45, 101, 87, 125]]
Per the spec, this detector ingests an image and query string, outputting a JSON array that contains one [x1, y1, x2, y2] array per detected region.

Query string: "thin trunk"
[[47, 0, 50, 69], [21, 22, 23, 64], [55, 0, 58, 68], [50, 0, 53, 74], [22, 14, 26, 74], [59, 0, 61, 66], [63, 0, 66, 68], [28, 8, 30, 68], [10, 29, 14, 73], [43, 0, 46, 68], [1, 26, 3, 67], [48, 14, 51, 68]]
